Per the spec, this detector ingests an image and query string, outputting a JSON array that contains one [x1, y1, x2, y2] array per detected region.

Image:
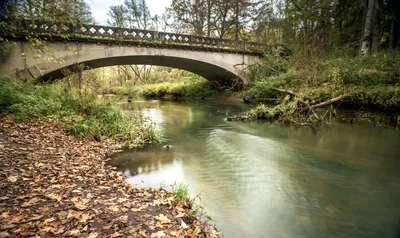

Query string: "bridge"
[[0, 20, 267, 85]]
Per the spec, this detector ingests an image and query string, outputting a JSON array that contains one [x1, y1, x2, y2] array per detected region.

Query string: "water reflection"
[[110, 100, 400, 238]]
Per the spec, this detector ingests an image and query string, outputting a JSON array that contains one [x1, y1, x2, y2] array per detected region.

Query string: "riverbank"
[[0, 116, 218, 237], [228, 50, 400, 126], [0, 77, 162, 146], [111, 77, 217, 100]]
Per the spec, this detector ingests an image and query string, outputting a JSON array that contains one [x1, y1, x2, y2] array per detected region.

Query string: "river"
[[109, 99, 400, 238]]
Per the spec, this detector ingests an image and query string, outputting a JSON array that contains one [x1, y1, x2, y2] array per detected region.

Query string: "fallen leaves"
[[0, 118, 218, 238]]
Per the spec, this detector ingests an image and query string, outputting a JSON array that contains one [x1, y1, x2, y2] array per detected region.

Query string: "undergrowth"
[[231, 49, 400, 126], [112, 77, 217, 99], [249, 50, 400, 112], [0, 77, 162, 144]]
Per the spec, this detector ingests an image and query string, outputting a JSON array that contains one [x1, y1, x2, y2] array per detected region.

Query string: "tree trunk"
[[207, 0, 211, 37], [360, 0, 376, 56], [235, 0, 239, 40], [389, 0, 400, 48], [371, 0, 380, 53]]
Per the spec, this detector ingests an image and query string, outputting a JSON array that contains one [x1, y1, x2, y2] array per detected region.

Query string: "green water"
[[109, 99, 400, 238]]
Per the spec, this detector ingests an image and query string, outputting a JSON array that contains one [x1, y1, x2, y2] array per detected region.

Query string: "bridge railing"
[[10, 20, 267, 53]]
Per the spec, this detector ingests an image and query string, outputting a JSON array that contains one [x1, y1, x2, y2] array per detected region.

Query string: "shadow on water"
[[109, 99, 400, 238]]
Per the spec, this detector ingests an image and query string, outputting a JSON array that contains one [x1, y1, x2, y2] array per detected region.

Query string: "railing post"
[[158, 32, 164, 43]]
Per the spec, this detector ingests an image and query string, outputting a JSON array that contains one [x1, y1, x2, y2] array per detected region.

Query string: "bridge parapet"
[[6, 20, 267, 54]]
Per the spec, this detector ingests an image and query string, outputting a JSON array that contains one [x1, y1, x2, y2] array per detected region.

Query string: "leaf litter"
[[0, 117, 218, 237]]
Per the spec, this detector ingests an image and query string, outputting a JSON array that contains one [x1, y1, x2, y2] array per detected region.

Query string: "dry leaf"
[[151, 230, 166, 238], [107, 206, 119, 213], [155, 214, 172, 224], [87, 232, 98, 238], [176, 212, 186, 218], [7, 176, 17, 183], [79, 214, 91, 223], [0, 231, 10, 238], [43, 217, 56, 225], [74, 203, 88, 211], [65, 229, 80, 236]]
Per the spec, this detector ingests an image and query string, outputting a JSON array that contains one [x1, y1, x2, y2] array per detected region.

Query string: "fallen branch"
[[309, 95, 348, 110]]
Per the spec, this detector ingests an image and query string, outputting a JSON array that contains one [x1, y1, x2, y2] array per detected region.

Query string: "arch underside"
[[40, 56, 240, 85]]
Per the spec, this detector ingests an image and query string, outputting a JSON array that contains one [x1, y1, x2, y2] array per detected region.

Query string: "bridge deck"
[[3, 20, 268, 55]]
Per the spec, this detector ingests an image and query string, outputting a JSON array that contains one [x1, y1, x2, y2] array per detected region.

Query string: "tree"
[[167, 0, 207, 35], [386, 0, 400, 48], [361, 0, 377, 55], [124, 0, 152, 29], [107, 5, 128, 28], [13, 0, 93, 24]]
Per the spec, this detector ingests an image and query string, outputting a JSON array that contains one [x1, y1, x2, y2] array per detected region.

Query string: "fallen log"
[[309, 95, 348, 109]]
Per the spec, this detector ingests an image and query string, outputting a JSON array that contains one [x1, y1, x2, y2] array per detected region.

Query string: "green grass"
[[0, 77, 162, 144], [171, 181, 205, 219], [113, 77, 217, 99], [171, 181, 190, 206]]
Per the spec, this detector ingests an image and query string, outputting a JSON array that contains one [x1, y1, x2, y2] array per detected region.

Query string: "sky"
[[85, 0, 172, 25]]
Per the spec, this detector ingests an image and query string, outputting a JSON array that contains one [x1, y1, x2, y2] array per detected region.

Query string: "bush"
[[250, 49, 290, 82]]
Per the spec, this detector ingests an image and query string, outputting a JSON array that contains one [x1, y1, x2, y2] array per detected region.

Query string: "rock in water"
[[163, 145, 172, 150], [243, 96, 252, 104]]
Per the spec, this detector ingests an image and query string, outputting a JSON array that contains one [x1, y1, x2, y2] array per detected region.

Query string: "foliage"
[[250, 50, 400, 110], [0, 77, 162, 144], [107, 0, 158, 30], [250, 49, 291, 82], [116, 77, 217, 99]]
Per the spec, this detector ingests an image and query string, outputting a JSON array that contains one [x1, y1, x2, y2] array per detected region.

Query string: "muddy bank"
[[0, 117, 217, 237]]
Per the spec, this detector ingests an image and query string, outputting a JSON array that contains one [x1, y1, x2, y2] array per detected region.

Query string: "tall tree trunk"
[[207, 0, 211, 37], [235, 0, 239, 40], [389, 0, 400, 48], [360, 0, 376, 56], [371, 0, 380, 53]]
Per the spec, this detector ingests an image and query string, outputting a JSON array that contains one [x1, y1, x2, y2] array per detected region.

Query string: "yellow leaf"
[[7, 176, 17, 183], [79, 213, 91, 223], [47, 193, 62, 202], [107, 206, 119, 213], [151, 231, 166, 238], [66, 229, 80, 236], [176, 212, 186, 218], [74, 203, 88, 211], [41, 226, 55, 232], [154, 214, 172, 224], [87, 232, 98, 238]]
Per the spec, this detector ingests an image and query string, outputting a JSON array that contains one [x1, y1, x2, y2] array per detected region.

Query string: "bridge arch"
[[41, 54, 240, 84]]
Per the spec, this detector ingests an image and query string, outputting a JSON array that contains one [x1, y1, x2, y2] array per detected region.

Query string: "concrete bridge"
[[0, 21, 267, 85]]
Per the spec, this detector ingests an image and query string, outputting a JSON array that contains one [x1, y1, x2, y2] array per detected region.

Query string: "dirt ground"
[[0, 117, 217, 238]]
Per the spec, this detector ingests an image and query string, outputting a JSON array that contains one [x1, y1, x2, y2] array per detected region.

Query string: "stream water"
[[109, 99, 400, 238]]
